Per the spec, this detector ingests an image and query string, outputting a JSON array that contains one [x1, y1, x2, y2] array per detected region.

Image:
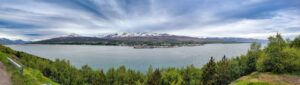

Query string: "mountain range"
[[203, 37, 268, 43], [32, 33, 267, 46], [0, 38, 31, 44], [1, 33, 267, 45], [32, 33, 205, 46]]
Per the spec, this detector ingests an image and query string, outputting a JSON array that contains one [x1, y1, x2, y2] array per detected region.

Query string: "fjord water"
[[6, 43, 252, 72]]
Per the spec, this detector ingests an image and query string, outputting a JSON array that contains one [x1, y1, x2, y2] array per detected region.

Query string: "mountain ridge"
[[203, 37, 268, 43], [0, 38, 32, 44], [31, 33, 267, 48]]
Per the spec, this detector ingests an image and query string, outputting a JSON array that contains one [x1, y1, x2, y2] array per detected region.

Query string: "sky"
[[0, 0, 300, 41]]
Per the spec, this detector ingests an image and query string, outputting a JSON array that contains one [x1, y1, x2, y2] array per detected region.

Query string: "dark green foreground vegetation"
[[0, 51, 58, 84], [0, 33, 299, 85]]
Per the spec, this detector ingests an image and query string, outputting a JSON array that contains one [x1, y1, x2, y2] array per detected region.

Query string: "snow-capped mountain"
[[100, 32, 202, 42], [60, 32, 181, 38], [62, 33, 84, 37], [102, 32, 173, 38], [34, 32, 204, 45], [34, 32, 267, 46]]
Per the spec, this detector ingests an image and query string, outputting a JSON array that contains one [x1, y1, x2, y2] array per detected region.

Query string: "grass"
[[236, 81, 284, 85], [270, 72, 300, 77], [9, 67, 59, 85], [287, 72, 300, 77], [249, 72, 260, 78], [0, 51, 59, 85], [232, 72, 291, 85]]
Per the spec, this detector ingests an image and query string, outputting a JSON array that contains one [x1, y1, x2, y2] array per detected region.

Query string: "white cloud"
[[168, 9, 300, 39], [0, 0, 299, 40]]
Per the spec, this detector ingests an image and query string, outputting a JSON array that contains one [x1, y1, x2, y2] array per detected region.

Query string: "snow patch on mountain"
[[62, 33, 84, 37], [102, 32, 174, 38]]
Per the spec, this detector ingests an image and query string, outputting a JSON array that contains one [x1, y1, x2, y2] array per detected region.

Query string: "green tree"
[[148, 69, 161, 85], [201, 57, 216, 85], [280, 47, 300, 72], [91, 70, 107, 85], [215, 56, 230, 85], [266, 33, 287, 73], [81, 65, 93, 83], [290, 35, 300, 48], [181, 66, 192, 85], [116, 65, 128, 85], [245, 42, 261, 74], [147, 65, 153, 84], [161, 68, 183, 85], [106, 68, 116, 85], [228, 58, 242, 80]]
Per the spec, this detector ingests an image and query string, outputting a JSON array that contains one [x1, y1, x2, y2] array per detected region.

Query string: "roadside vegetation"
[[0, 33, 299, 85], [0, 51, 58, 85]]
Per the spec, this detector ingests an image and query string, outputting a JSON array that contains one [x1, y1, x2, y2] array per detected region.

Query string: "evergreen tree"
[[116, 65, 128, 85], [91, 70, 107, 85], [182, 66, 192, 85], [149, 69, 161, 85], [147, 65, 153, 84], [106, 68, 116, 85], [201, 57, 216, 85], [216, 56, 230, 85]]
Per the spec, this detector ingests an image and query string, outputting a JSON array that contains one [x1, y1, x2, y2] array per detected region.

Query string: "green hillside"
[[0, 52, 58, 85]]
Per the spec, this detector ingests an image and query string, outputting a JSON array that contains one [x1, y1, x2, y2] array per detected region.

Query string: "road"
[[0, 62, 11, 85]]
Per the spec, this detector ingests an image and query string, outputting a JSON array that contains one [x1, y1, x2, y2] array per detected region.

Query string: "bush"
[[280, 47, 300, 72], [256, 51, 272, 72]]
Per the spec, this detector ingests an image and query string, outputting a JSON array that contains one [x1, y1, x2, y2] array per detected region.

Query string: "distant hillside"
[[33, 33, 267, 47], [32, 34, 115, 45], [33, 33, 210, 46], [203, 37, 268, 43], [0, 38, 31, 44], [102, 33, 203, 42]]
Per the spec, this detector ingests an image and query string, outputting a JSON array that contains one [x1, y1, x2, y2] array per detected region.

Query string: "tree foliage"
[[201, 57, 216, 85]]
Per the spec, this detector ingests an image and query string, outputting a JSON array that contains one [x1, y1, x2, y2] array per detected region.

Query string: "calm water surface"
[[6, 43, 255, 72]]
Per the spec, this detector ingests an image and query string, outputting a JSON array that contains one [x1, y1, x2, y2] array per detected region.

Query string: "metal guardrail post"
[[42, 83, 51, 85], [7, 57, 23, 76], [20, 65, 23, 76]]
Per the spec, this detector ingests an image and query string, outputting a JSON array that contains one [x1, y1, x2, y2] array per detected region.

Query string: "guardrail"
[[7, 57, 23, 76]]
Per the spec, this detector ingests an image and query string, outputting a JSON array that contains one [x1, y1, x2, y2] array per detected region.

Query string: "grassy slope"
[[231, 72, 300, 85], [0, 52, 58, 85]]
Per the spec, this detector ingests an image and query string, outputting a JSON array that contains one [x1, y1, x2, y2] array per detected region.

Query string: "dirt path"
[[252, 72, 300, 85], [0, 61, 11, 85], [231, 72, 300, 85]]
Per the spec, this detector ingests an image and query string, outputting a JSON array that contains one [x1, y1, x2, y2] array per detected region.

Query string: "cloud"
[[0, 0, 299, 40], [169, 9, 300, 39]]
